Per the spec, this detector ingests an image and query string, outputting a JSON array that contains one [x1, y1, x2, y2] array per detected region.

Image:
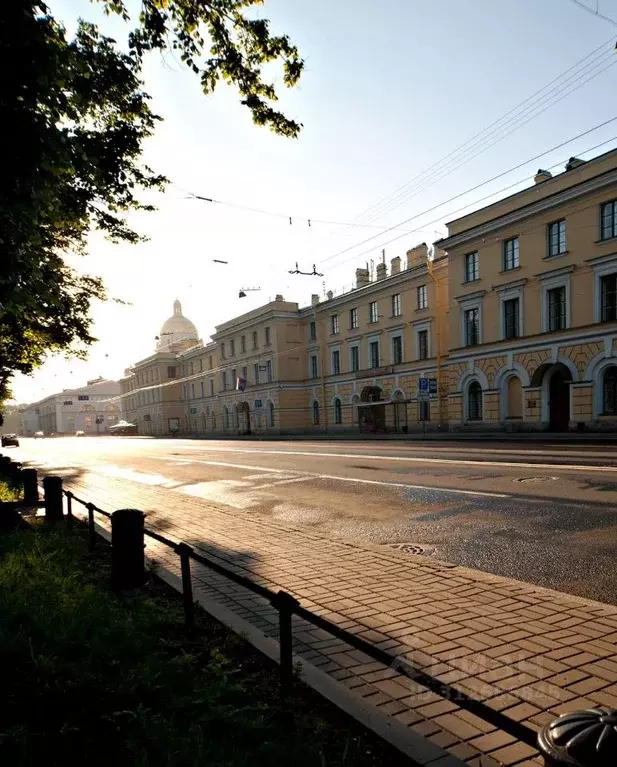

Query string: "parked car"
[[1, 433, 19, 447], [34, 431, 44, 438], [75, 430, 85, 437]]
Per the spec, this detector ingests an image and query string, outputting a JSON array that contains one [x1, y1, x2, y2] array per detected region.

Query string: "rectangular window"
[[548, 286, 566, 331], [78, 395, 89, 401], [254, 363, 259, 384], [503, 297, 520, 339], [191, 383, 195, 399], [417, 285, 428, 310], [465, 308, 480, 346], [349, 308, 358, 329], [369, 301, 378, 323], [418, 329, 429, 360], [241, 336, 246, 353], [332, 350, 340, 375], [200, 381, 205, 398], [392, 336, 403, 364], [190, 362, 194, 375], [601, 200, 617, 241], [242, 366, 248, 384], [230, 340, 235, 357], [221, 371, 227, 391], [231, 368, 236, 387], [369, 341, 380, 369], [265, 326, 271, 345], [199, 359, 203, 372], [310, 355, 318, 379], [392, 294, 401, 317], [465, 252, 479, 282], [221, 342, 226, 359], [350, 346, 359, 372], [503, 237, 520, 271], [331, 314, 339, 334], [601, 274, 617, 322], [266, 360, 273, 382], [309, 321, 316, 341], [209, 356, 213, 370], [182, 385, 187, 401], [252, 331, 258, 349], [209, 378, 214, 397], [548, 220, 567, 257]]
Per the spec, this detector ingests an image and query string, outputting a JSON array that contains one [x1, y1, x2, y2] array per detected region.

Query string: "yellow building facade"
[[121, 147, 617, 437], [438, 148, 617, 432]]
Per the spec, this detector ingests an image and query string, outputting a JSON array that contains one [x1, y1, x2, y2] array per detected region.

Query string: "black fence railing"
[[0, 458, 539, 750]]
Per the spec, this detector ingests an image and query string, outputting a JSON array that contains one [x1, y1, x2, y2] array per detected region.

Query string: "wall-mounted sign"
[[355, 365, 393, 380]]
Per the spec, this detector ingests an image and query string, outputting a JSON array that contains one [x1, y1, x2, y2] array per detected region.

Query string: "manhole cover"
[[387, 543, 435, 556], [514, 476, 558, 483]]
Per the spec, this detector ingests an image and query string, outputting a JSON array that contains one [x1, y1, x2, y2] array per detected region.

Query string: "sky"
[[10, 0, 617, 403]]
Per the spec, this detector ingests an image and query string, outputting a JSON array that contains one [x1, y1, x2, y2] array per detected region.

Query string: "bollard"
[[65, 491, 73, 529], [538, 707, 617, 766], [43, 476, 64, 523], [111, 509, 145, 590], [176, 542, 195, 632], [22, 469, 39, 503], [9, 461, 22, 490], [87, 504, 96, 551], [0, 455, 11, 477], [273, 590, 300, 702]]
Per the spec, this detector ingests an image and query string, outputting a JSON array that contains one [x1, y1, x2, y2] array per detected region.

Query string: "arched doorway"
[[549, 369, 570, 431], [238, 402, 251, 435], [359, 385, 385, 432], [351, 394, 360, 427], [506, 376, 523, 420]]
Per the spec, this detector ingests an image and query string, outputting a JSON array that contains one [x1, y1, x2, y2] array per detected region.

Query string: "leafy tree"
[[0, 1, 303, 404]]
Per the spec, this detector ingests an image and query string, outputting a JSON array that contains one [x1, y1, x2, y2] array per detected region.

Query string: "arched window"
[[351, 394, 360, 425], [468, 381, 483, 421], [334, 398, 342, 424], [267, 401, 275, 427], [603, 366, 617, 414], [223, 406, 229, 429], [233, 405, 239, 428], [312, 401, 320, 425]]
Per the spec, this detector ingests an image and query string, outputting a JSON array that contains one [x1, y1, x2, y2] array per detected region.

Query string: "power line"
[[357, 40, 617, 225], [569, 0, 617, 26], [317, 115, 617, 270]]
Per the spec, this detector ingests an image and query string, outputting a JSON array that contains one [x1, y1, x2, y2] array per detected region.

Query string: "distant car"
[[75, 430, 85, 437], [1, 433, 19, 447], [34, 431, 44, 438]]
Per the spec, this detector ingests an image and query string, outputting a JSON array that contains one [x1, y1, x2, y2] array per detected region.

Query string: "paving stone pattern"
[[66, 473, 617, 767]]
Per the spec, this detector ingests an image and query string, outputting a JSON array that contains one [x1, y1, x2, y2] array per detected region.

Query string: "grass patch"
[[0, 524, 410, 766], [0, 480, 19, 502]]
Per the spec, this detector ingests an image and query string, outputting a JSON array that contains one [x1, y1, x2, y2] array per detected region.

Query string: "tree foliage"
[[0, 1, 303, 403]]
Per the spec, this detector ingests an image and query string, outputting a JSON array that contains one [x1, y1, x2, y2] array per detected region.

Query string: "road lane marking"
[[249, 477, 313, 490], [167, 446, 617, 473]]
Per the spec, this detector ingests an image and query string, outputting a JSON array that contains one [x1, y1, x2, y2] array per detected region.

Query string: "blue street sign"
[[418, 377, 428, 391], [254, 399, 262, 409], [429, 378, 438, 394]]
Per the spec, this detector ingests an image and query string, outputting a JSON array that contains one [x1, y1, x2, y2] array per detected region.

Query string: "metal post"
[[87, 504, 96, 551], [111, 509, 145, 590], [65, 492, 74, 529], [43, 476, 63, 523], [177, 542, 195, 632], [274, 590, 299, 702], [22, 468, 39, 503]]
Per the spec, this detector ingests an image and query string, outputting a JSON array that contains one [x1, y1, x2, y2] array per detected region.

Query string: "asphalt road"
[[8, 436, 617, 604]]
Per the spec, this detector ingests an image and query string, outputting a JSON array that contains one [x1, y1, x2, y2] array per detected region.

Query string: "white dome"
[[156, 300, 198, 349]]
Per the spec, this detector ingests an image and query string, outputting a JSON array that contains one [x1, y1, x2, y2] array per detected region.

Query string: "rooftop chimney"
[[275, 294, 284, 301], [326, 290, 334, 300], [390, 256, 401, 275], [565, 157, 586, 171], [375, 262, 387, 280], [534, 169, 552, 184], [355, 267, 370, 288], [406, 243, 428, 269], [311, 294, 320, 307]]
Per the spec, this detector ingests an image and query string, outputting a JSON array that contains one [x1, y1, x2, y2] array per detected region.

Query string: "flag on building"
[[236, 377, 246, 392]]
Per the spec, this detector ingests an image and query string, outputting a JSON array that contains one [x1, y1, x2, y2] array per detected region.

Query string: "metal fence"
[[0, 457, 538, 749]]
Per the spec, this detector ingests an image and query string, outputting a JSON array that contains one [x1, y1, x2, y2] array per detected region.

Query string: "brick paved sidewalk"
[[64, 471, 617, 767]]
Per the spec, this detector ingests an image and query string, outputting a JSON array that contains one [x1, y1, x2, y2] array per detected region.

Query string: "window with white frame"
[[254, 363, 259, 384], [350, 345, 360, 372], [369, 301, 378, 323], [265, 326, 271, 345], [392, 335, 403, 364], [417, 329, 429, 360], [465, 308, 480, 346], [334, 398, 342, 424], [465, 252, 479, 282], [310, 354, 318, 378], [468, 381, 483, 420], [369, 340, 380, 368], [601, 200, 617, 241], [503, 298, 520, 339], [241, 336, 246, 353], [603, 366, 617, 414], [547, 287, 566, 331], [503, 237, 520, 271], [309, 321, 317, 341], [349, 307, 358, 329], [331, 349, 341, 375], [391, 294, 401, 317], [541, 270, 571, 332], [221, 342, 226, 359], [417, 285, 428, 310], [331, 314, 339, 334], [200, 381, 205, 398], [209, 379, 214, 396], [601, 274, 617, 322], [221, 371, 227, 391], [312, 401, 320, 425], [266, 360, 273, 382], [547, 220, 567, 257]]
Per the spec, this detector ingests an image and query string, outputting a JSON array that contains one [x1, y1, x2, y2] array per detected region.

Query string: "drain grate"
[[514, 476, 558, 483], [387, 543, 434, 556]]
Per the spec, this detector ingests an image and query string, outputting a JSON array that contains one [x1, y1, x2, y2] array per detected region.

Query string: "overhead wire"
[[351, 34, 617, 226]]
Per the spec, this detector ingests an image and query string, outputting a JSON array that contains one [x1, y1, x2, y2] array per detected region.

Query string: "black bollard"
[[111, 509, 145, 590], [43, 476, 64, 523], [22, 469, 39, 503]]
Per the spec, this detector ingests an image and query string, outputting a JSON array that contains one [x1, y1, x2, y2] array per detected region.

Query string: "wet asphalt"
[[10, 436, 617, 605]]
